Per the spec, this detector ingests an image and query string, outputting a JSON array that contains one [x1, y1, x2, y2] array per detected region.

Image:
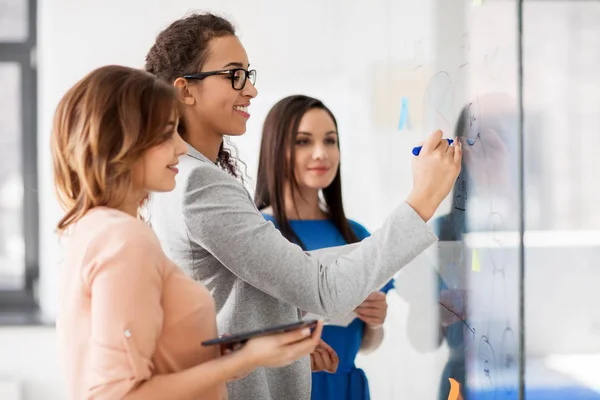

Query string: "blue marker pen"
[[412, 138, 454, 156]]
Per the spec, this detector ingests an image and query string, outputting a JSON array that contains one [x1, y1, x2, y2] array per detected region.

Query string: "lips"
[[233, 105, 249, 113], [308, 167, 330, 174], [167, 164, 179, 174], [233, 104, 250, 118]]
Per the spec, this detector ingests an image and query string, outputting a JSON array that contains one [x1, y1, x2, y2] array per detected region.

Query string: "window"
[[0, 0, 39, 323]]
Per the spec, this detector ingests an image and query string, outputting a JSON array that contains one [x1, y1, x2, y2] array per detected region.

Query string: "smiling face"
[[133, 115, 188, 194], [180, 35, 258, 137], [291, 108, 341, 191]]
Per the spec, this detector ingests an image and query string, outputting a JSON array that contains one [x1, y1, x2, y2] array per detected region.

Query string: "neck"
[[118, 192, 146, 218], [283, 185, 326, 220], [184, 120, 224, 163]]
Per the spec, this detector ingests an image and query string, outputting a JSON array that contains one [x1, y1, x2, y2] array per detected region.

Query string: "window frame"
[[0, 0, 40, 325]]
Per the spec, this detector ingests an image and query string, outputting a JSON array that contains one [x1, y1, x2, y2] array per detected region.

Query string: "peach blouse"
[[56, 207, 225, 399]]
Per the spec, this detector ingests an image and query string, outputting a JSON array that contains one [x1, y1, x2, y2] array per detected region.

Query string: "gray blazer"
[[149, 144, 437, 400]]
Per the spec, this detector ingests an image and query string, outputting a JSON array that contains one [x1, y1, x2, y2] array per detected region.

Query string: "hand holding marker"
[[412, 139, 454, 156], [412, 136, 478, 156]]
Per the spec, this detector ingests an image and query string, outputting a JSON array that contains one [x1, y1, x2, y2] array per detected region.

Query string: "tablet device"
[[201, 319, 318, 347]]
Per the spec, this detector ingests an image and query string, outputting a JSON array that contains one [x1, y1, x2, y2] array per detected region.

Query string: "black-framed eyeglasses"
[[183, 68, 257, 90]]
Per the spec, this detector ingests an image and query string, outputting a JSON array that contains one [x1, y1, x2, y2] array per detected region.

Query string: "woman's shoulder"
[[75, 207, 162, 254], [62, 207, 169, 286], [181, 152, 239, 185], [260, 207, 274, 217], [348, 219, 370, 240]]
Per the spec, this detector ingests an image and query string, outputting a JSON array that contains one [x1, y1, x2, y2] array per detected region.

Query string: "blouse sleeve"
[[83, 221, 165, 399]]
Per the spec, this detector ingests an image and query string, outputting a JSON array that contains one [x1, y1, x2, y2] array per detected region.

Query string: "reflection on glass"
[[404, 2, 521, 399], [430, 93, 520, 400]]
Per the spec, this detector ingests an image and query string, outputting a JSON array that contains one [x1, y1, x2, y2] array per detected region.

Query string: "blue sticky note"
[[398, 97, 410, 130]]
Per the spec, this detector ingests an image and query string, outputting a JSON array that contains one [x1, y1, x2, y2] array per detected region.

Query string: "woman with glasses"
[[145, 12, 462, 400]]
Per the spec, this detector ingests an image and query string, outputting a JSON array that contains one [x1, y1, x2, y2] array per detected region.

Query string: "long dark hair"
[[255, 95, 359, 249], [144, 12, 242, 178]]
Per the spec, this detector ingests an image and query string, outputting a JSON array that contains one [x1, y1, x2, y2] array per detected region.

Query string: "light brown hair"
[[51, 65, 179, 232]]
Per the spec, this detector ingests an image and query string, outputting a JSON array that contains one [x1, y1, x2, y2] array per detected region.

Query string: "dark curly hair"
[[145, 12, 243, 178]]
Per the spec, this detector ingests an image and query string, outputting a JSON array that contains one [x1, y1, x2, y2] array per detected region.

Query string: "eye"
[[325, 138, 338, 145], [160, 125, 179, 142], [160, 132, 175, 143], [295, 138, 310, 146], [230, 70, 243, 81]]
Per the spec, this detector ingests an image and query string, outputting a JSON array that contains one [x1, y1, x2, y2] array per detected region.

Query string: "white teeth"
[[234, 105, 249, 114]]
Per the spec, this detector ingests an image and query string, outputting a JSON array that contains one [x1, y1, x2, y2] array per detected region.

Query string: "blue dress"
[[262, 215, 395, 400]]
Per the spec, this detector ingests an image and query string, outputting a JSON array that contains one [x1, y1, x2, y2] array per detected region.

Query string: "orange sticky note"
[[472, 249, 481, 272], [448, 378, 464, 400]]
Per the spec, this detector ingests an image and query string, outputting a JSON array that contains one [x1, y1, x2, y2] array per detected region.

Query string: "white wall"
[[0, 327, 63, 400], [1, 0, 467, 398]]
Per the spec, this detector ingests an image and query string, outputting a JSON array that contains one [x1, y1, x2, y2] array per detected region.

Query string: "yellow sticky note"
[[472, 249, 481, 272]]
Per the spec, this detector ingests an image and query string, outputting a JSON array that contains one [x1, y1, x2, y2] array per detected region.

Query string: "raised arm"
[[183, 132, 460, 317]]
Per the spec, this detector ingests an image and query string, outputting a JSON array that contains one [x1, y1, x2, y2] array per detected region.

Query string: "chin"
[[227, 122, 248, 136], [228, 129, 247, 137], [152, 181, 176, 193], [303, 181, 329, 191], [313, 177, 336, 189]]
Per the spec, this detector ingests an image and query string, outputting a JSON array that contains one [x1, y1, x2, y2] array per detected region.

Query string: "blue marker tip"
[[412, 139, 454, 156]]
